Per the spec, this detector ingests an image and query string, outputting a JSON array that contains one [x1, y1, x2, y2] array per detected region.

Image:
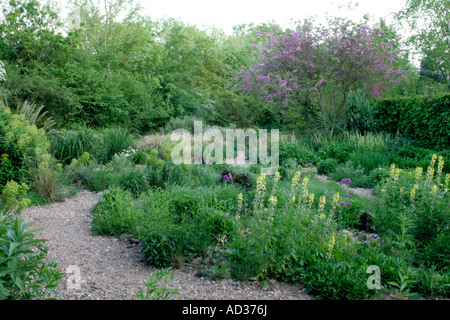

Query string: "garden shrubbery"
[[373, 94, 450, 151]]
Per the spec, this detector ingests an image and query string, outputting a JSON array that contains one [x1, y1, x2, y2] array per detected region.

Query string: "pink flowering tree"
[[235, 18, 406, 125]]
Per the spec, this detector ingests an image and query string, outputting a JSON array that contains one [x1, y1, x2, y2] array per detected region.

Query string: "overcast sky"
[[139, 0, 407, 33]]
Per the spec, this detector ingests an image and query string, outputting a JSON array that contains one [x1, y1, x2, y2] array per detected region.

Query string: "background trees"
[[0, 0, 448, 135]]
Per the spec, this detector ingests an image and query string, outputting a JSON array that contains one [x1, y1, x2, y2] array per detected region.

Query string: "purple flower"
[[300, 174, 305, 177], [339, 201, 346, 206], [345, 194, 350, 198], [346, 202, 352, 206], [307, 163, 313, 166], [341, 178, 352, 185], [224, 215, 228, 219], [223, 175, 230, 182]]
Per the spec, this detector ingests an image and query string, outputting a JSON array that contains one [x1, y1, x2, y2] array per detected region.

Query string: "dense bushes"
[[373, 94, 450, 150], [0, 106, 49, 187]]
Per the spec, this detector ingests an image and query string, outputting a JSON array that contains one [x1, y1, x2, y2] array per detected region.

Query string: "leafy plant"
[[135, 268, 178, 300], [0, 192, 64, 300], [317, 158, 338, 175]]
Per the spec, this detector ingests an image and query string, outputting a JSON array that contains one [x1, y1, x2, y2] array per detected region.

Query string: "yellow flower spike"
[[389, 163, 396, 179], [274, 171, 281, 184], [444, 174, 450, 193], [308, 193, 315, 208], [318, 195, 326, 212], [415, 167, 423, 184], [426, 165, 435, 182], [256, 174, 267, 192], [430, 185, 438, 197], [291, 196, 296, 203], [430, 154, 437, 168], [291, 171, 301, 188], [332, 193, 340, 206], [268, 196, 277, 206], [319, 213, 326, 220], [410, 184, 419, 203], [327, 235, 336, 260], [394, 168, 400, 181], [237, 193, 244, 213]]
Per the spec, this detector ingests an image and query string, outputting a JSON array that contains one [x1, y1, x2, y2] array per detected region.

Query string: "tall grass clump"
[[49, 126, 134, 165], [344, 131, 391, 153], [98, 127, 134, 164], [48, 126, 97, 165], [349, 150, 389, 173]]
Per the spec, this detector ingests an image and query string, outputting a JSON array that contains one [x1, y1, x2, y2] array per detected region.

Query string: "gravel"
[[20, 190, 314, 300]]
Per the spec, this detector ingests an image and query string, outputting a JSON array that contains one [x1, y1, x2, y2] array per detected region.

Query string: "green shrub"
[[317, 141, 354, 164], [388, 144, 449, 173], [0, 106, 49, 187], [90, 188, 142, 236], [345, 89, 379, 134], [118, 167, 150, 197], [279, 141, 316, 165], [85, 166, 114, 192], [137, 187, 235, 268], [163, 115, 203, 134], [317, 158, 338, 175], [373, 94, 450, 150], [329, 162, 378, 188]]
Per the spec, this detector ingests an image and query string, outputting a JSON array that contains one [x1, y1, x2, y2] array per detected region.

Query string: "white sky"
[[140, 0, 407, 33]]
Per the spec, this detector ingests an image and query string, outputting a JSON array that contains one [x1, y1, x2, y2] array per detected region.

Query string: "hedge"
[[373, 94, 450, 150]]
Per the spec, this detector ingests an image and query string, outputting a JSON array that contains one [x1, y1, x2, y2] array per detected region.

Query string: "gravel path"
[[20, 190, 314, 300]]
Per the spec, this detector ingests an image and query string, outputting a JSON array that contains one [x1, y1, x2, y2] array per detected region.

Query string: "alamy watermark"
[[170, 121, 279, 175], [66, 265, 82, 290], [366, 265, 381, 290]]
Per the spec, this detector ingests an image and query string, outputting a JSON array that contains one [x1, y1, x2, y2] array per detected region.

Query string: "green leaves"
[[373, 94, 450, 150], [0, 213, 63, 300]]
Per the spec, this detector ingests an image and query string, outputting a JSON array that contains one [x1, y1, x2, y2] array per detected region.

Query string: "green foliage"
[[345, 89, 379, 134], [0, 213, 64, 300], [118, 167, 150, 197], [28, 156, 65, 202], [373, 158, 450, 270], [349, 151, 389, 173], [136, 268, 178, 300], [388, 144, 450, 173], [49, 126, 134, 165], [279, 141, 317, 165], [0, 181, 31, 213], [0, 106, 50, 187], [90, 188, 142, 236], [373, 94, 450, 150], [317, 158, 338, 175], [317, 141, 354, 164]]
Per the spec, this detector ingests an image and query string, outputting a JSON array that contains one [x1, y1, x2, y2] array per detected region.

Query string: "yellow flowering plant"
[[0, 106, 50, 187], [372, 155, 449, 269]]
